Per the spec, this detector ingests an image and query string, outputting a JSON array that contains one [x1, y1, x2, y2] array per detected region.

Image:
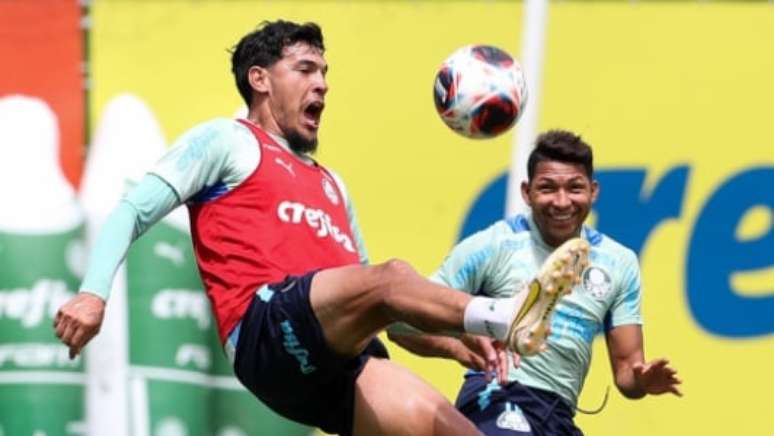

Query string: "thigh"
[[353, 358, 481, 436], [233, 274, 389, 435], [309, 263, 396, 356]]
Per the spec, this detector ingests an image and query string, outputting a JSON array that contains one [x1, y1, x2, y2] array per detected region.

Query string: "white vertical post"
[[80, 94, 168, 436], [506, 0, 549, 217]]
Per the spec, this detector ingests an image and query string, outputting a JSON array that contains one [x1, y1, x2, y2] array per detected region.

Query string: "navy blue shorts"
[[232, 271, 389, 436], [455, 374, 583, 436]]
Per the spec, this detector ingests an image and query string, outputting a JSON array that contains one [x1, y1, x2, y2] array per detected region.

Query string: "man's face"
[[264, 42, 328, 153], [521, 160, 598, 247]]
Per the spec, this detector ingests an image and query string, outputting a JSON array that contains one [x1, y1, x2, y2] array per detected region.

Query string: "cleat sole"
[[505, 237, 590, 356]]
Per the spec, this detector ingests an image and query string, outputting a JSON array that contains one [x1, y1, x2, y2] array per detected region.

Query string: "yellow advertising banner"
[[90, 2, 772, 436], [545, 5, 773, 436]]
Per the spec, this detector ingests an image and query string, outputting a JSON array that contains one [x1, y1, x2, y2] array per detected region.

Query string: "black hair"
[[527, 129, 594, 181], [230, 20, 324, 106]]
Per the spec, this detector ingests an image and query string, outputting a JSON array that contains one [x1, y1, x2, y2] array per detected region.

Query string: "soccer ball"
[[433, 45, 527, 139]]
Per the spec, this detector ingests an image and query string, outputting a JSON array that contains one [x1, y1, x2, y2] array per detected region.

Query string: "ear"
[[590, 180, 600, 203], [248, 66, 270, 94], [520, 180, 531, 206]]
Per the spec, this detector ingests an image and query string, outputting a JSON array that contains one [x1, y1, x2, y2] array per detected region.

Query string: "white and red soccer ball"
[[433, 45, 527, 139]]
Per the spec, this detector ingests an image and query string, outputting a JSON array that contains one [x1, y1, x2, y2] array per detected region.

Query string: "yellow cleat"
[[505, 237, 590, 355]]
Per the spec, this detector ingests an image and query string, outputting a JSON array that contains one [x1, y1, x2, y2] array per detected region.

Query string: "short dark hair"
[[230, 20, 325, 106], [527, 129, 594, 181]]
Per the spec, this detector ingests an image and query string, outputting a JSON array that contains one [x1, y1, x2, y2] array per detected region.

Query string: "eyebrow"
[[535, 175, 589, 184], [297, 59, 328, 73]]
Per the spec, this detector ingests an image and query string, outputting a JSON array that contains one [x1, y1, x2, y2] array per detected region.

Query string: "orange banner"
[[0, 0, 84, 187]]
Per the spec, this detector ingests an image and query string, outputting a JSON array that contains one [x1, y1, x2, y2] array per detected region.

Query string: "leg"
[[235, 270, 471, 435], [310, 259, 470, 357], [352, 357, 481, 436], [311, 238, 590, 358]]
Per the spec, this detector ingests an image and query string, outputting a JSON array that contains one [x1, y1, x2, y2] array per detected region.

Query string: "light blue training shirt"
[[432, 213, 643, 408]]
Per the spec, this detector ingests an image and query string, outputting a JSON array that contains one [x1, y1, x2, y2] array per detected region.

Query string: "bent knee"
[[374, 258, 419, 284], [370, 259, 420, 300], [379, 258, 414, 273]]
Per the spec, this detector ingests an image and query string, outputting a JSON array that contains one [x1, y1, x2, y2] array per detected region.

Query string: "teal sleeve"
[[79, 174, 181, 300], [346, 200, 369, 265], [150, 118, 245, 202], [327, 169, 369, 265], [430, 225, 500, 293], [606, 253, 644, 330]]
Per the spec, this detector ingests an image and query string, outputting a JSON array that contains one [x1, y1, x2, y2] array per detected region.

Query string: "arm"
[[54, 175, 181, 358], [387, 331, 475, 364], [605, 324, 682, 398], [604, 252, 682, 398], [55, 118, 248, 358], [387, 328, 514, 384], [81, 176, 182, 299]]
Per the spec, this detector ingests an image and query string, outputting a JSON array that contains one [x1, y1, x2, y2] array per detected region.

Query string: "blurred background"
[[0, 1, 771, 435]]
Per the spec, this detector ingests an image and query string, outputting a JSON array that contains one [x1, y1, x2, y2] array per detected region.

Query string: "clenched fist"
[[53, 292, 105, 359]]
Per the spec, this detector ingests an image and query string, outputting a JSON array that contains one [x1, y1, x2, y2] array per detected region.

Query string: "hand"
[[53, 292, 106, 359], [633, 358, 683, 397], [458, 334, 520, 385]]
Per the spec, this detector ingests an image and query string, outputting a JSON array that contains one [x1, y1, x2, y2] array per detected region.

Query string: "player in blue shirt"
[[390, 130, 682, 435]]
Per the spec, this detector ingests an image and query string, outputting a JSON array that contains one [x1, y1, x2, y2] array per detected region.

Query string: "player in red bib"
[[54, 20, 589, 436]]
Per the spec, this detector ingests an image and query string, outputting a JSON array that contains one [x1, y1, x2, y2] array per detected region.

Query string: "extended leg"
[[310, 237, 589, 358]]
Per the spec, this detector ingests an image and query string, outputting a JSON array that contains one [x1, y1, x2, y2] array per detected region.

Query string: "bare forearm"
[[387, 332, 460, 359], [389, 329, 512, 383], [615, 365, 647, 399]]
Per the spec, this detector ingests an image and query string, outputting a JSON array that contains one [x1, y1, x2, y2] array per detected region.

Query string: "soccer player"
[[389, 130, 682, 435], [52, 20, 588, 436]]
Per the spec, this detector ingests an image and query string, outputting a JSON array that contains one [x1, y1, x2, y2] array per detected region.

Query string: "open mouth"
[[546, 211, 577, 227], [549, 213, 574, 222], [302, 101, 324, 130]]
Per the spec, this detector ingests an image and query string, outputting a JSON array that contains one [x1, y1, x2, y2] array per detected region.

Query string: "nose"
[[553, 189, 571, 208], [313, 71, 328, 96]]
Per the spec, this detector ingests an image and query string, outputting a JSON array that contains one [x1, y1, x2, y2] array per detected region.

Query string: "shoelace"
[[575, 386, 610, 415]]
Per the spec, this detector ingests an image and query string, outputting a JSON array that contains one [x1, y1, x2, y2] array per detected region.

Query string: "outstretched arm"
[[605, 324, 683, 399], [54, 176, 181, 358], [54, 118, 255, 358]]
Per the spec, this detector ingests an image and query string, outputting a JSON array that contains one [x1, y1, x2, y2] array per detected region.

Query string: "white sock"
[[463, 293, 528, 340]]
